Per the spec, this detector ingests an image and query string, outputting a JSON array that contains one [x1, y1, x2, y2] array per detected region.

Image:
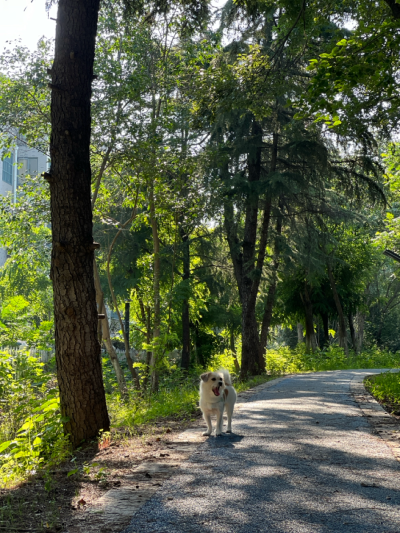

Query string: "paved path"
[[121, 370, 400, 533]]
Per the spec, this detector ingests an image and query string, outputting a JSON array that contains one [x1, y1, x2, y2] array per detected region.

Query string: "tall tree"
[[48, 0, 109, 447]]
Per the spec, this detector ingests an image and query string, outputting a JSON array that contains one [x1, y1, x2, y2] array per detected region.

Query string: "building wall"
[[0, 142, 48, 267]]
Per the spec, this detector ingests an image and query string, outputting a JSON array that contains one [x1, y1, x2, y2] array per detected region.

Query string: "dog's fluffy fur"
[[199, 369, 237, 436]]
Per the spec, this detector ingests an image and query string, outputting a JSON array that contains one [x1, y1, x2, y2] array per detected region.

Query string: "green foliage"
[[0, 352, 68, 487], [365, 372, 400, 414], [266, 344, 400, 374]]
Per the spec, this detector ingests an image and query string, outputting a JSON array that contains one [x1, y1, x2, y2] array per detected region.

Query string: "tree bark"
[[297, 323, 304, 344], [94, 260, 126, 394], [237, 121, 262, 377], [327, 264, 349, 356], [348, 313, 357, 354], [180, 226, 190, 371], [49, 0, 109, 447], [259, 193, 282, 370]]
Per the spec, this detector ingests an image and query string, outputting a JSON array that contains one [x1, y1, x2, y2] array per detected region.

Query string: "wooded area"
[[1, 0, 400, 485]]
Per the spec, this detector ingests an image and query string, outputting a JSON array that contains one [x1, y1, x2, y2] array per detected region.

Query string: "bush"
[[265, 344, 400, 373], [0, 352, 69, 487]]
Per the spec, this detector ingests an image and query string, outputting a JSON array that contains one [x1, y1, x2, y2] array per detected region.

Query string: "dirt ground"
[[0, 411, 204, 533]]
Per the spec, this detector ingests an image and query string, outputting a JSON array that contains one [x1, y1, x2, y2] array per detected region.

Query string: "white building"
[[0, 140, 48, 266]]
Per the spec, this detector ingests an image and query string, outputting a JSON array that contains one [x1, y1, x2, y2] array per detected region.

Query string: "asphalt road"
[[121, 370, 400, 533]]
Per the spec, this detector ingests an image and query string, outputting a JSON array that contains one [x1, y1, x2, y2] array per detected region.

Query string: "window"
[[18, 157, 38, 178], [18, 157, 38, 187], [2, 154, 13, 185]]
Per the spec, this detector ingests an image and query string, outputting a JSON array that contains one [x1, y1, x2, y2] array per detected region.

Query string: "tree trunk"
[[348, 313, 357, 354], [94, 260, 126, 394], [180, 227, 190, 371], [49, 0, 109, 447], [223, 122, 276, 378], [241, 121, 263, 377], [355, 312, 365, 353], [320, 312, 329, 347], [138, 299, 152, 390], [297, 323, 304, 344], [229, 331, 241, 373], [301, 283, 317, 353], [149, 184, 161, 392], [259, 194, 282, 370], [327, 264, 349, 356]]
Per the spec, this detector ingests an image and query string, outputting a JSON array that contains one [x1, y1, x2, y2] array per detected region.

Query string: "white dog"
[[199, 369, 237, 436]]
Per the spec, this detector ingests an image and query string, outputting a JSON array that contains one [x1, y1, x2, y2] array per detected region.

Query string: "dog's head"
[[200, 371, 225, 397]]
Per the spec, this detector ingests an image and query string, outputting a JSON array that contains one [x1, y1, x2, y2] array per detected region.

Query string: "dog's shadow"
[[204, 433, 244, 449]]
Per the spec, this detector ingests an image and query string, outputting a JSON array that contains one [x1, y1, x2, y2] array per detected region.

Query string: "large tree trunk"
[[327, 264, 349, 356], [223, 122, 275, 378], [94, 260, 126, 394], [240, 120, 262, 377], [180, 227, 190, 371], [49, 0, 109, 447]]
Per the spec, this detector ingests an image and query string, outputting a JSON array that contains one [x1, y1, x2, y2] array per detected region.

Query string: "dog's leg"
[[225, 402, 234, 433], [216, 408, 223, 436], [202, 413, 213, 436]]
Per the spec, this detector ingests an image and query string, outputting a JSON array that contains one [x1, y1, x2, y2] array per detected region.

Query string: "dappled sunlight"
[[122, 370, 400, 533]]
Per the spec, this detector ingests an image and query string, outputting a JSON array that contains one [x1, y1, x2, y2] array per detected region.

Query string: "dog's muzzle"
[[212, 382, 223, 396]]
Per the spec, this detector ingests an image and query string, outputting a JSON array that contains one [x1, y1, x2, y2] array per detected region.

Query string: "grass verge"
[[364, 371, 400, 415]]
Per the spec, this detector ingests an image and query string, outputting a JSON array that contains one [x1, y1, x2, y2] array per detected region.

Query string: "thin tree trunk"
[[149, 184, 161, 392], [259, 193, 282, 370], [230, 331, 241, 374], [301, 283, 317, 353], [327, 264, 349, 356], [320, 312, 329, 347], [180, 227, 190, 371], [355, 312, 365, 353], [348, 313, 357, 354], [94, 260, 126, 394], [49, 0, 109, 446], [106, 203, 141, 389], [297, 323, 304, 344]]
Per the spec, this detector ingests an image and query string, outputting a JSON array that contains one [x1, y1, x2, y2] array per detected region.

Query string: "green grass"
[[364, 371, 400, 414], [266, 344, 400, 373], [106, 371, 275, 429]]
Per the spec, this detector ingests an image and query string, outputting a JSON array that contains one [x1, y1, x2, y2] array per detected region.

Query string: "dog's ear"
[[200, 372, 211, 382]]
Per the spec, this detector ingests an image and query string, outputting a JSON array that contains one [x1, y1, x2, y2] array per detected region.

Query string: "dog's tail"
[[219, 368, 233, 386]]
